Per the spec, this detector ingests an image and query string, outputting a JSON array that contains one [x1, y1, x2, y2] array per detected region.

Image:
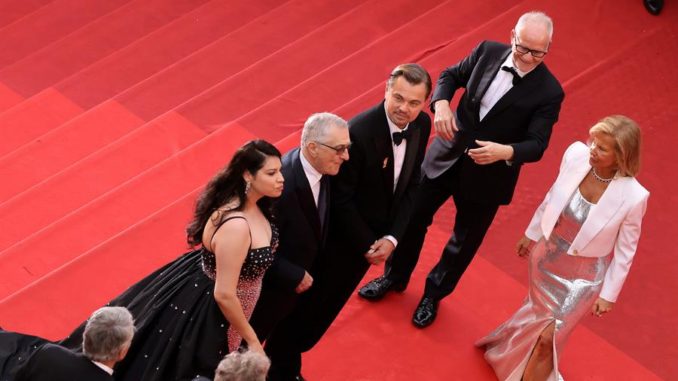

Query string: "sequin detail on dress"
[[477, 188, 609, 381], [200, 223, 278, 350]]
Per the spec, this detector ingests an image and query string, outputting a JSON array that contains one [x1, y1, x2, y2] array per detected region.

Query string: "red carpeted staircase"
[[0, 1, 675, 379]]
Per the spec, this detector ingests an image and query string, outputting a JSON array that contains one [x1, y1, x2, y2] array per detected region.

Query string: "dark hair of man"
[[386, 63, 432, 99], [186, 139, 282, 247]]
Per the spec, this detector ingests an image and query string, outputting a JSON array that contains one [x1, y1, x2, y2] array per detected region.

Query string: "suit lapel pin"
[[383, 157, 389, 169]]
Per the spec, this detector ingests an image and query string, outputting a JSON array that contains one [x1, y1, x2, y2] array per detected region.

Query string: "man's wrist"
[[383, 235, 398, 248]]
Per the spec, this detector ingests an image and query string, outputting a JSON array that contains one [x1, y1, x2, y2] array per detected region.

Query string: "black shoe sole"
[[357, 283, 407, 301]]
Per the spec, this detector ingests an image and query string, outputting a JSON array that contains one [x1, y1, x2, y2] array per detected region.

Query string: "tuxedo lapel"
[[572, 177, 627, 250], [541, 159, 590, 239], [291, 151, 322, 240], [373, 112, 395, 197], [483, 64, 546, 121], [474, 48, 510, 105], [393, 125, 420, 201]]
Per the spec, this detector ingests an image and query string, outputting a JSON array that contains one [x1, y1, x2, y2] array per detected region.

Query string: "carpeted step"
[[0, 121, 256, 302], [0, 81, 23, 111], [57, 0, 286, 110], [0, 0, 435, 251], [0, 0, 285, 158], [0, 0, 362, 175], [0, 88, 82, 157], [174, 0, 447, 134], [0, 0, 507, 301], [0, 0, 212, 98], [0, 0, 54, 29], [0, 0, 133, 69], [0, 109, 206, 252], [117, 0, 369, 121]]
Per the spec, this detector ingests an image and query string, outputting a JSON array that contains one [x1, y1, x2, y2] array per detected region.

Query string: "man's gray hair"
[[515, 11, 553, 40], [214, 350, 271, 381], [300, 112, 348, 147], [83, 306, 135, 362]]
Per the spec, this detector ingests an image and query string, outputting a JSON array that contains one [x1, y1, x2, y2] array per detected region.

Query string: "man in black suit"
[[263, 63, 432, 380], [248, 113, 349, 380], [359, 11, 565, 328], [14, 306, 134, 381]]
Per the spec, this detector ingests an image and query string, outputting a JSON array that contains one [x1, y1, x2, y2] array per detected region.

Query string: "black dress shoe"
[[294, 375, 307, 381], [357, 275, 407, 301], [644, 0, 664, 15], [412, 296, 438, 328]]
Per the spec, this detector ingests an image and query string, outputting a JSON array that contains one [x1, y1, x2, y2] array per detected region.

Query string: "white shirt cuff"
[[383, 235, 398, 248]]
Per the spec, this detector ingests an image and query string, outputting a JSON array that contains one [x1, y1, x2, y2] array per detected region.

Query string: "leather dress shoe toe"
[[644, 0, 664, 15], [412, 296, 438, 328], [358, 275, 406, 301], [294, 375, 307, 381]]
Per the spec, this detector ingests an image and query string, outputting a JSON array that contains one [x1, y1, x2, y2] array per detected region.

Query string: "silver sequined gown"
[[477, 189, 609, 381], [0, 222, 278, 381]]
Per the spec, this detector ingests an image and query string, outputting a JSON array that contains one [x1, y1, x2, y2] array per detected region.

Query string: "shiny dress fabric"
[[0, 225, 277, 381], [477, 189, 609, 381]]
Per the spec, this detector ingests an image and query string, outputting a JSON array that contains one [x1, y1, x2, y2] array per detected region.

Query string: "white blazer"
[[525, 142, 649, 302]]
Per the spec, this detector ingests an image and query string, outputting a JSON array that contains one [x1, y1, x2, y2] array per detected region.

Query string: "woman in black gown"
[[1, 139, 284, 381]]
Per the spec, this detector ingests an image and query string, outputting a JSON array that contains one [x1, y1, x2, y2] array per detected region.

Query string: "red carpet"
[[0, 0, 675, 379]]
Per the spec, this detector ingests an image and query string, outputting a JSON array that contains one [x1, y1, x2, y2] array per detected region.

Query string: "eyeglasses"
[[315, 141, 352, 155], [513, 35, 548, 58]]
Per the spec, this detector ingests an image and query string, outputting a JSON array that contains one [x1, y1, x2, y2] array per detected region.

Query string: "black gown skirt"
[[1, 228, 277, 381]]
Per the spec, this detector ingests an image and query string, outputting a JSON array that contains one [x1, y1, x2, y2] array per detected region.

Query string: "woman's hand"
[[247, 340, 265, 354], [516, 235, 535, 258], [591, 297, 614, 317]]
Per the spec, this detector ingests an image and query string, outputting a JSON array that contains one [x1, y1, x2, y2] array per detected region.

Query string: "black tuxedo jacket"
[[331, 101, 431, 255], [283, 101, 431, 353], [425, 40, 564, 205], [250, 148, 329, 340], [14, 343, 113, 381]]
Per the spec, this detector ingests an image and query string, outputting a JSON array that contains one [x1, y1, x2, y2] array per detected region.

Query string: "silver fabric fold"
[[477, 189, 609, 380]]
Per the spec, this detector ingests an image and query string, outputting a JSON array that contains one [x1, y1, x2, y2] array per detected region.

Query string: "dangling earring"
[[244, 181, 251, 195]]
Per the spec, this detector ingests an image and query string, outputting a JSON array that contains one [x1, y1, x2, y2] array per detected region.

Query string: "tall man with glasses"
[[358, 11, 565, 328], [247, 113, 350, 381], [263, 64, 432, 380]]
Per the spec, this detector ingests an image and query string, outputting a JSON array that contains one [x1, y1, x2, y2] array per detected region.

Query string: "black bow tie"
[[392, 129, 412, 146], [501, 66, 522, 86]]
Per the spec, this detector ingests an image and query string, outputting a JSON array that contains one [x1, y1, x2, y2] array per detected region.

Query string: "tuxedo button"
[[573, 249, 579, 255]]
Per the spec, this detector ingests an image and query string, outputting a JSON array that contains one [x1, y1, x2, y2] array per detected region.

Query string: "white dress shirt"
[[385, 104, 408, 192], [300, 149, 323, 207], [383, 106, 411, 248], [92, 361, 114, 375], [479, 55, 529, 121]]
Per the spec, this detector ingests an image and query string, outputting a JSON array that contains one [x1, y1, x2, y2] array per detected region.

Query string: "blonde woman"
[[477, 115, 649, 381]]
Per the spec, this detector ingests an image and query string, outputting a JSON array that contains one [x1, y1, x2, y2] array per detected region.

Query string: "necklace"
[[591, 167, 614, 183]]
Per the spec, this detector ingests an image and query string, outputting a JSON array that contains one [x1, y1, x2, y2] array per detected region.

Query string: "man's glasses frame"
[[315, 141, 352, 155], [513, 35, 548, 58]]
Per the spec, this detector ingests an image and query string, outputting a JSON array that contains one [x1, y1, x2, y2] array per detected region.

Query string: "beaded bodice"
[[200, 223, 278, 281]]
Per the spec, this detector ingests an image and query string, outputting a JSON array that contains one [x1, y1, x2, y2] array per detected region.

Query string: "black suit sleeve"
[[430, 41, 484, 111], [265, 205, 305, 290], [509, 89, 564, 164], [265, 255, 305, 290], [331, 130, 378, 255]]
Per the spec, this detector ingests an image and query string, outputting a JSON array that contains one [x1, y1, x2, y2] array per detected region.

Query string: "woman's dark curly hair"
[[186, 139, 282, 247]]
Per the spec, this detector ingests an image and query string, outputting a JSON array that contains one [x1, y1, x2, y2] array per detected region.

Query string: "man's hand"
[[365, 238, 395, 265], [295, 271, 313, 294], [433, 100, 458, 141], [468, 140, 514, 165]]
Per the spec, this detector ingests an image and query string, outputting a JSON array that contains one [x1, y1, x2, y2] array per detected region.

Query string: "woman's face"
[[589, 133, 618, 171], [248, 156, 284, 198]]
